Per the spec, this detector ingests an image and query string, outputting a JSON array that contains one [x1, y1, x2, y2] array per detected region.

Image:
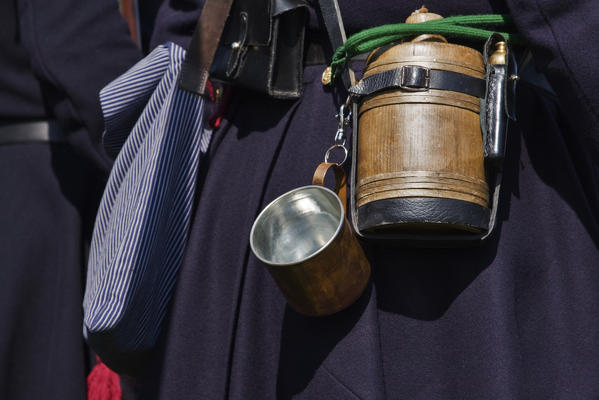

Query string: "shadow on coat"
[[276, 282, 372, 399], [514, 83, 599, 248]]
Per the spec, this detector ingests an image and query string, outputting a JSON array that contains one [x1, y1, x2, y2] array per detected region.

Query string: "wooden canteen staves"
[[355, 8, 490, 234]]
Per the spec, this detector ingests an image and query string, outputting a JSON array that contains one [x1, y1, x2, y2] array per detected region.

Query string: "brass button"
[[321, 66, 333, 86]]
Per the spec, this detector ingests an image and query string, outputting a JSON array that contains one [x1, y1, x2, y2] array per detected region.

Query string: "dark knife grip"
[[483, 64, 508, 162]]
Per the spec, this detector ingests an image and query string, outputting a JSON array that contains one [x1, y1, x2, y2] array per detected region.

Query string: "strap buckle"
[[399, 65, 431, 91]]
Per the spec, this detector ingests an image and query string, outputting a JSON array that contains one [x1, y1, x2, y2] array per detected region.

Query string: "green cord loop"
[[328, 14, 524, 84]]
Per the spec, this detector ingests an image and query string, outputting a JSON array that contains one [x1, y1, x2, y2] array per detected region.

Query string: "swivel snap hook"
[[326, 102, 352, 166]]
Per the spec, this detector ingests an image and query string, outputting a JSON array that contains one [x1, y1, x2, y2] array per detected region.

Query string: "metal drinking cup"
[[250, 166, 370, 317]]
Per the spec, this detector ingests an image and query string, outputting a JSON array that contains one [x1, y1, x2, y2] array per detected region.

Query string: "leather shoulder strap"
[[316, 0, 354, 88], [118, 0, 140, 45], [178, 0, 235, 95]]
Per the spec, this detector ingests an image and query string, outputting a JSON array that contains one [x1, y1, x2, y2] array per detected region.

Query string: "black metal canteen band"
[[0, 121, 66, 145], [349, 65, 487, 99]]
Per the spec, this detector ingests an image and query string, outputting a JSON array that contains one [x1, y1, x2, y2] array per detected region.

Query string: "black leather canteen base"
[[357, 197, 490, 234]]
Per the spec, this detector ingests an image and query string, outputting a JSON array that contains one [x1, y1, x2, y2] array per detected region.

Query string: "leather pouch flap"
[[220, 0, 272, 46]]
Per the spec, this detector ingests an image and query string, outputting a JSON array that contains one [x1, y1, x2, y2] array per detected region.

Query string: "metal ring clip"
[[324, 144, 349, 165], [322, 100, 352, 166]]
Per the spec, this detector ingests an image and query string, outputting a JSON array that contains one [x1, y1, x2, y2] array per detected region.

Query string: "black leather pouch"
[[209, 0, 308, 99]]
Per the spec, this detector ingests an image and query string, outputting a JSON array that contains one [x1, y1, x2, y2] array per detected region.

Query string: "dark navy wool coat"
[[135, 0, 599, 398], [0, 0, 140, 398]]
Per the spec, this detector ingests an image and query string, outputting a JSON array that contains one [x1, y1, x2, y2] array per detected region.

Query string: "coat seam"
[[532, 0, 599, 126], [322, 365, 363, 400]]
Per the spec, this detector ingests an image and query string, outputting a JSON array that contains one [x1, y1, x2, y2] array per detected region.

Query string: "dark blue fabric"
[[1, 0, 141, 169], [0, 1, 46, 122], [135, 1, 599, 398], [0, 0, 141, 398], [0, 142, 97, 399]]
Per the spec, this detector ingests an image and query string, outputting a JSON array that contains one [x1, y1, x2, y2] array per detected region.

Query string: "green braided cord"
[[329, 14, 524, 82], [419, 14, 515, 26]]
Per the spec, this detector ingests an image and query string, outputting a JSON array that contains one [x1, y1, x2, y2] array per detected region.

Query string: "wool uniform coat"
[[0, 0, 141, 398], [136, 0, 599, 398]]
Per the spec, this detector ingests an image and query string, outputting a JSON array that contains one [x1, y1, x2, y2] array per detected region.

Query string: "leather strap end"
[[178, 61, 210, 96], [179, 0, 235, 96], [313, 162, 347, 214]]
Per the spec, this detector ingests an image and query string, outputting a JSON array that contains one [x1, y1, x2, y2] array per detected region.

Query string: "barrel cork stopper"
[[405, 6, 443, 24], [405, 6, 447, 43]]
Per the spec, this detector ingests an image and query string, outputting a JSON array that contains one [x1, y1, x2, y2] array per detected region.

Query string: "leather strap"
[[118, 0, 140, 45], [0, 121, 66, 145], [312, 162, 347, 214], [316, 0, 355, 88], [349, 65, 487, 98], [178, 0, 235, 95]]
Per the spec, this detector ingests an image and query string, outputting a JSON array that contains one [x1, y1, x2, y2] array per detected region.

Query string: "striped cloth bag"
[[83, 42, 211, 373]]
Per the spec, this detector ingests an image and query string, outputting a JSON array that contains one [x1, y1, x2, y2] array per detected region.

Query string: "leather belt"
[[304, 36, 557, 100], [349, 65, 487, 98], [316, 0, 354, 87], [0, 120, 66, 145]]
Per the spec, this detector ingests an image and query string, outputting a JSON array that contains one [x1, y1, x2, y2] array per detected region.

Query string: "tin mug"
[[249, 163, 371, 316]]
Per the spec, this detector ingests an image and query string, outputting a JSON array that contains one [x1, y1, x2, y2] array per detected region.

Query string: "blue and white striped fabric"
[[83, 42, 211, 361]]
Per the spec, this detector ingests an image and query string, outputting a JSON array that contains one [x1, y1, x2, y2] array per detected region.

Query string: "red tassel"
[[87, 357, 122, 400], [205, 80, 216, 102], [208, 86, 231, 130]]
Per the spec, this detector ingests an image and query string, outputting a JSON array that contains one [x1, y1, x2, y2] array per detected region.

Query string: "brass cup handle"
[[312, 162, 347, 214]]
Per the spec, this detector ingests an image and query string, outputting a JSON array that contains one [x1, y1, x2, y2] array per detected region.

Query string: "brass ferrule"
[[489, 42, 507, 65]]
